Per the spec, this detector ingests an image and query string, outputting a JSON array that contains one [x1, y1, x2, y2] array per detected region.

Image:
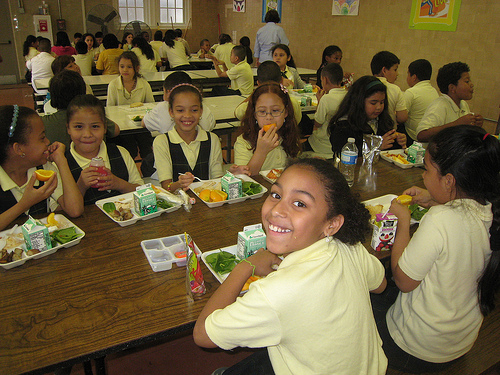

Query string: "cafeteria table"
[[0, 160, 424, 375]]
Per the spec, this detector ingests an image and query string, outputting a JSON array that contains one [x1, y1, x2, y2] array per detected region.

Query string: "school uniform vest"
[[0, 166, 49, 217], [65, 143, 129, 205], [167, 133, 211, 182]]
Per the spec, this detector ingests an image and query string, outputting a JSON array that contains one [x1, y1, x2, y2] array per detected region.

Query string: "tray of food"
[[127, 114, 144, 126], [95, 186, 182, 227], [259, 168, 284, 184], [363, 194, 428, 225], [190, 175, 267, 208], [141, 234, 201, 272], [0, 214, 85, 270], [380, 149, 423, 169]]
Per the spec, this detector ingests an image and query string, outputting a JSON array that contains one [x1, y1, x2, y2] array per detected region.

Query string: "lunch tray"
[[141, 234, 201, 272], [362, 194, 422, 225], [380, 150, 423, 169], [0, 214, 85, 270], [259, 169, 283, 184]]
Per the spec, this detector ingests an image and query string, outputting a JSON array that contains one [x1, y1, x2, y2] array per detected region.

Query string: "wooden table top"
[[0, 160, 424, 375]]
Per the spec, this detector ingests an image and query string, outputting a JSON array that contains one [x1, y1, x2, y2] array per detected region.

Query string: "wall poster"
[[234, 0, 245, 12], [409, 0, 462, 31], [332, 0, 359, 16]]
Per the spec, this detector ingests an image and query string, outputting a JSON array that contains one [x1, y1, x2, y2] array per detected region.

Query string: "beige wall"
[[7, 0, 500, 122]]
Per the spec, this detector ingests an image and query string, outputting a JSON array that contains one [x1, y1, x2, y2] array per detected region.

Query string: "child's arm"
[[194, 249, 281, 348], [94, 167, 141, 193], [245, 127, 280, 176], [48, 142, 84, 217], [214, 61, 228, 78], [161, 173, 195, 192], [417, 113, 480, 142]]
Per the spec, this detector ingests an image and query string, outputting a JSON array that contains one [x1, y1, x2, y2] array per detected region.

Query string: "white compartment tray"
[[141, 234, 201, 272]]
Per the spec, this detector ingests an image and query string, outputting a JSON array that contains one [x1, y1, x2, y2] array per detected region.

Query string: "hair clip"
[[170, 83, 200, 93], [483, 133, 490, 141], [279, 83, 288, 94], [8, 105, 19, 139]]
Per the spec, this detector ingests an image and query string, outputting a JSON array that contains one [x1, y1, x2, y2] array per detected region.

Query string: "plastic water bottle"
[[340, 137, 358, 187]]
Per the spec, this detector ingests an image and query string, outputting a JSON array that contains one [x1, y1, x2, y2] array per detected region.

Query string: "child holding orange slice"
[[0, 105, 83, 231], [234, 82, 301, 175]]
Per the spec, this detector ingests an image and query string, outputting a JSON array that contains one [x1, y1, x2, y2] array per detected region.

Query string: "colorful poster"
[[234, 0, 245, 12], [332, 0, 359, 16], [409, 0, 461, 31], [262, 0, 282, 23]]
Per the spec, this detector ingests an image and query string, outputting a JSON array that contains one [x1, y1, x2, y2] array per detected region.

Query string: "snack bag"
[[185, 232, 205, 300]]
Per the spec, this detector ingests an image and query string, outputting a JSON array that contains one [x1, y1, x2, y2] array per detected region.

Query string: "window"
[[116, 0, 191, 28]]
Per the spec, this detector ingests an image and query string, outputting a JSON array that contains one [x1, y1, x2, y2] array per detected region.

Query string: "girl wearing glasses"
[[234, 82, 301, 175]]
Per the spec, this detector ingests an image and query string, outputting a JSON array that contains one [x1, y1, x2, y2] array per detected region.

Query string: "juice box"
[[371, 213, 398, 252], [22, 216, 52, 252], [221, 171, 242, 200], [407, 142, 425, 164], [237, 224, 266, 259], [133, 184, 157, 216]]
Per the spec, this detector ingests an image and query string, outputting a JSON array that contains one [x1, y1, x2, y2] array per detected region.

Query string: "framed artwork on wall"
[[409, 0, 462, 31], [234, 0, 245, 12], [332, 0, 359, 16], [262, 0, 282, 23]]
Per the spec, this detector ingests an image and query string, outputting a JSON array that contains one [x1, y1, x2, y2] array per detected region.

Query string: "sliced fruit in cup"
[[35, 169, 55, 181]]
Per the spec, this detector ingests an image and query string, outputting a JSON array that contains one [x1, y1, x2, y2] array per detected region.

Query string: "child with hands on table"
[[194, 158, 388, 375], [0, 105, 83, 231]]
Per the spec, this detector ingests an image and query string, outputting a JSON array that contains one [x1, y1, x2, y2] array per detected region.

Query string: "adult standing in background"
[[254, 9, 289, 66]]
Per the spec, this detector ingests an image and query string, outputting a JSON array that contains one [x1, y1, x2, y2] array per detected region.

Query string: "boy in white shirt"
[[26, 38, 55, 94], [213, 45, 254, 96], [403, 59, 439, 144], [73, 41, 93, 76], [371, 51, 408, 126]]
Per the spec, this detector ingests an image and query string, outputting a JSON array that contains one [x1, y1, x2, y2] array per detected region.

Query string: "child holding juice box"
[[65, 94, 144, 205], [194, 158, 388, 375], [372, 125, 500, 373], [153, 83, 248, 192], [0, 105, 83, 231], [234, 82, 301, 175]]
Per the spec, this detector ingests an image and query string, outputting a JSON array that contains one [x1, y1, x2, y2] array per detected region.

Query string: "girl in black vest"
[[65, 95, 144, 205], [0, 105, 83, 231]]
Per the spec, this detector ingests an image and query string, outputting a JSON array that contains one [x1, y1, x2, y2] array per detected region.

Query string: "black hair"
[[436, 62, 470, 94], [55, 31, 71, 47], [141, 31, 150, 40], [154, 30, 163, 41], [200, 38, 209, 47], [23, 35, 37, 57], [102, 33, 119, 49], [82, 33, 96, 49], [118, 51, 141, 80], [284, 158, 371, 245], [175, 29, 182, 38], [163, 71, 192, 91], [318, 45, 342, 70], [265, 9, 280, 23], [38, 38, 51, 53], [132, 36, 155, 60], [271, 44, 296, 68], [75, 41, 88, 55], [51, 55, 75, 74], [168, 84, 203, 109], [95, 31, 103, 39], [219, 34, 232, 45], [257, 61, 281, 84], [231, 45, 246, 62], [122, 32, 133, 46], [49, 70, 86, 110], [370, 51, 400, 75], [239, 36, 253, 65], [408, 59, 432, 81], [427, 125, 500, 316], [0, 106, 38, 165], [164, 29, 176, 48], [74, 32, 82, 39], [66, 94, 106, 126], [321, 63, 343, 86]]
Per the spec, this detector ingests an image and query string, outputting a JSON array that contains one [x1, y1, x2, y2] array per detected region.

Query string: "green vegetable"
[[103, 202, 116, 214], [206, 250, 240, 275], [242, 181, 262, 196], [157, 198, 173, 209], [132, 115, 142, 121], [50, 227, 83, 244], [409, 204, 428, 221]]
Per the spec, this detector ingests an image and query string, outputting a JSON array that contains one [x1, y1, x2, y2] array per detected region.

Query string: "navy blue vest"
[[167, 132, 212, 182]]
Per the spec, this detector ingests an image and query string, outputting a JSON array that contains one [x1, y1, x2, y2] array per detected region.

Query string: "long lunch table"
[[0, 160, 424, 375]]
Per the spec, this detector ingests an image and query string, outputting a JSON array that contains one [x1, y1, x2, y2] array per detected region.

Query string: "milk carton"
[[237, 224, 266, 259], [407, 142, 425, 164], [221, 171, 242, 200], [133, 184, 157, 216], [22, 216, 52, 252], [371, 213, 398, 251]]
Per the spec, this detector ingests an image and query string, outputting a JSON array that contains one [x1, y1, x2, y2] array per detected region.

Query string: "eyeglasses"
[[255, 108, 285, 117]]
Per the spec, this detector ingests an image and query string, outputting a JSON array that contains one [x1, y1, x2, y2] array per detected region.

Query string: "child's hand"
[[178, 172, 195, 191], [403, 186, 436, 208], [229, 164, 251, 176], [315, 88, 326, 102], [247, 248, 282, 277], [473, 114, 483, 127], [256, 127, 280, 155], [456, 113, 477, 126], [93, 167, 123, 191], [381, 129, 397, 150], [395, 132, 407, 148], [79, 166, 101, 189], [20, 172, 57, 208], [389, 199, 411, 222], [282, 78, 293, 88], [47, 142, 66, 164]]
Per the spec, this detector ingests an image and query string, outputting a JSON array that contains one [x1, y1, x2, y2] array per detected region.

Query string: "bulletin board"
[[409, 0, 462, 31]]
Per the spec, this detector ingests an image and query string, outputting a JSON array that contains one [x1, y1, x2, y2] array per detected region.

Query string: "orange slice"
[[242, 275, 262, 291], [210, 189, 228, 202], [263, 124, 276, 132], [397, 194, 412, 205], [199, 189, 211, 202], [35, 169, 55, 181], [46, 213, 59, 227]]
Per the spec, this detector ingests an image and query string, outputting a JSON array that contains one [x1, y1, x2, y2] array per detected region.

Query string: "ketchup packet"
[[185, 232, 205, 300]]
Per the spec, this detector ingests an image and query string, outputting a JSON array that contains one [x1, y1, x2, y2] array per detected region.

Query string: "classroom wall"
[[218, 0, 500, 122]]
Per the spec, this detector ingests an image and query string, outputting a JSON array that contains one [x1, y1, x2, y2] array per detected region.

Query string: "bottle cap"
[[347, 137, 355, 143]]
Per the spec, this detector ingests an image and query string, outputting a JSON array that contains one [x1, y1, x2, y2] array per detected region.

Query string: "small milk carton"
[[407, 142, 425, 164], [221, 171, 242, 200], [133, 183, 157, 216], [237, 224, 267, 259], [22, 216, 52, 252], [371, 213, 398, 252]]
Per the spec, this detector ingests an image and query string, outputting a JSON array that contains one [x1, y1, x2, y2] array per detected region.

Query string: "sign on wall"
[[332, 0, 359, 16], [262, 0, 282, 22], [409, 0, 462, 31]]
